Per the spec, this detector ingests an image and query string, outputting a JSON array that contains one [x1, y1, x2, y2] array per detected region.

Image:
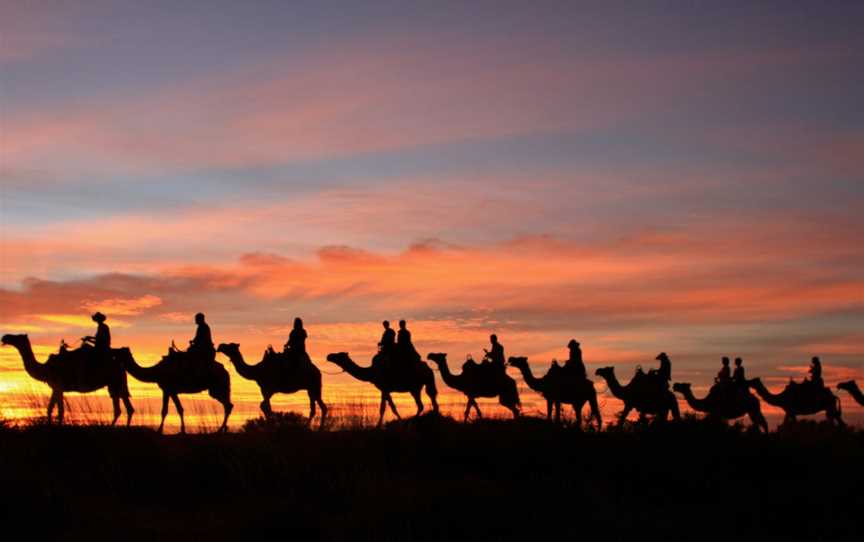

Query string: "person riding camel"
[[397, 320, 421, 364], [188, 312, 216, 363], [716, 357, 731, 385], [565, 339, 587, 379], [283, 317, 310, 364], [733, 357, 746, 387], [655, 352, 672, 389], [484, 334, 506, 372], [82, 312, 111, 355], [808, 356, 823, 388]]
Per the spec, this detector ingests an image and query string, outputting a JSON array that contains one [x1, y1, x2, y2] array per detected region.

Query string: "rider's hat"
[[92, 312, 106, 322], [568, 339, 579, 348], [656, 352, 668, 360]]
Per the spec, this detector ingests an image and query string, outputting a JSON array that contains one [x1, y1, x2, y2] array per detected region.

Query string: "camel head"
[[216, 343, 240, 357], [507, 356, 528, 369], [595, 366, 614, 379], [326, 352, 351, 367], [426, 352, 447, 365], [1, 334, 27, 347], [672, 382, 691, 394], [837, 380, 856, 392]]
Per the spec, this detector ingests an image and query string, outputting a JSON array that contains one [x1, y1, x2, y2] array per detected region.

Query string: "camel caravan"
[[1, 312, 859, 432]]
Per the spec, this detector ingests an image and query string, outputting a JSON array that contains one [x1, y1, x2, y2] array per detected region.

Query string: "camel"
[[508, 356, 601, 429], [1, 334, 134, 425], [594, 366, 680, 426], [672, 382, 768, 432], [747, 377, 843, 426], [326, 352, 438, 426], [837, 381, 864, 406], [114, 348, 233, 433], [426, 353, 520, 420], [217, 343, 327, 426]]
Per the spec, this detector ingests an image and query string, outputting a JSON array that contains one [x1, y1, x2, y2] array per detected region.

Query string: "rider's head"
[[722, 356, 730, 365], [490, 334, 498, 343], [92, 312, 106, 323], [734, 357, 743, 366], [812, 356, 821, 365], [195, 312, 205, 324], [568, 339, 579, 349], [399, 320, 406, 329], [382, 320, 390, 329], [294, 317, 303, 329], [656, 352, 668, 361]]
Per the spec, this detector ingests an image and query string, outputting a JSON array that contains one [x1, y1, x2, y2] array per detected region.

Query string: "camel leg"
[[387, 394, 401, 419], [749, 410, 768, 433], [377, 394, 387, 427], [122, 396, 134, 426], [670, 397, 681, 421], [554, 402, 561, 423], [619, 405, 633, 427], [111, 396, 121, 426], [47, 390, 59, 424], [306, 391, 316, 422], [170, 394, 186, 434], [260, 394, 274, 418], [219, 399, 232, 433], [588, 394, 602, 431], [158, 392, 169, 434], [473, 400, 483, 419], [574, 402, 583, 429], [314, 393, 328, 429], [464, 400, 473, 421], [410, 390, 424, 417], [56, 393, 65, 425]]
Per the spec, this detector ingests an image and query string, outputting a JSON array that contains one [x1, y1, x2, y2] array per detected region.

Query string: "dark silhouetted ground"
[[0, 414, 862, 540]]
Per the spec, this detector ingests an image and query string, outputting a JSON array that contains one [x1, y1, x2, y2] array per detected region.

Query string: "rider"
[[189, 312, 216, 362], [379, 320, 396, 354], [732, 357, 746, 386], [808, 356, 823, 387], [656, 352, 672, 388], [484, 334, 506, 372], [284, 317, 310, 364], [565, 339, 587, 379], [716, 357, 731, 384], [82, 312, 111, 367], [397, 320, 421, 364]]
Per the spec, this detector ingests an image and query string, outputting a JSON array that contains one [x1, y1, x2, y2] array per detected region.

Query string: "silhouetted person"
[[484, 334, 505, 372], [565, 339, 587, 379], [809, 356, 823, 387], [81, 312, 111, 386], [397, 320, 421, 364], [82, 312, 111, 354], [656, 352, 671, 387], [284, 317, 307, 352], [733, 357, 746, 386], [189, 312, 216, 362], [716, 357, 731, 384], [379, 320, 395, 352]]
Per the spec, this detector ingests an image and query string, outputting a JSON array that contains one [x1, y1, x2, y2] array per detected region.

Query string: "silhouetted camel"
[[1, 334, 133, 425], [426, 353, 520, 420], [672, 382, 768, 432], [217, 343, 327, 427], [837, 381, 864, 405], [326, 352, 438, 426], [508, 356, 601, 429], [595, 366, 680, 425], [747, 377, 843, 426], [115, 348, 232, 433]]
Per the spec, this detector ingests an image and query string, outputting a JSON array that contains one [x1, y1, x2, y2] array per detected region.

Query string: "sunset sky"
[[2, 2, 863, 427]]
